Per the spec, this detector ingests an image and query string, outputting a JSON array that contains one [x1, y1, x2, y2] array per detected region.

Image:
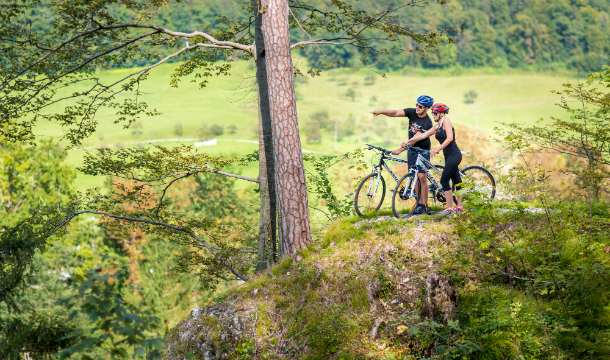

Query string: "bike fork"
[[401, 174, 417, 199], [367, 170, 382, 197]]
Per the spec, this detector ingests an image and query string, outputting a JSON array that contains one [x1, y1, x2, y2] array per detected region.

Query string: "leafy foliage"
[[303, 149, 368, 219], [0, 138, 77, 310], [0, 138, 75, 225], [57, 268, 164, 359], [0, 0, 449, 147], [0, 316, 75, 360]]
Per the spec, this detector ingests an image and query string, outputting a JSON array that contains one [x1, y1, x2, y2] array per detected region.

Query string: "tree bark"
[[261, 0, 312, 256], [254, 0, 278, 263], [256, 112, 271, 271]]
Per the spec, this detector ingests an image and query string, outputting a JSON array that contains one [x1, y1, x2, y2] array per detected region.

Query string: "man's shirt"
[[403, 108, 433, 150]]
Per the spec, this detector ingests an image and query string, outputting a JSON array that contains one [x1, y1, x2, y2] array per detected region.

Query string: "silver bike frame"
[[400, 151, 444, 199]]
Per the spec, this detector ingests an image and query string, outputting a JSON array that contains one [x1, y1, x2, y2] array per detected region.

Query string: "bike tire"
[[354, 173, 386, 217], [392, 173, 419, 219], [462, 166, 496, 199], [428, 165, 457, 206]]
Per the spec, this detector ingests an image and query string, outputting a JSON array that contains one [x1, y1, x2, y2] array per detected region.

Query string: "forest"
[[17, 0, 610, 72], [1, 0, 610, 359]]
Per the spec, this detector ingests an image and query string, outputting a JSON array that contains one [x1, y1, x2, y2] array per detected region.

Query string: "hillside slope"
[[162, 209, 610, 359], [164, 216, 463, 359]]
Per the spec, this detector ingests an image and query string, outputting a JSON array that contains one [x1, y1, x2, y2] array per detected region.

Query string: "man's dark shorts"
[[408, 149, 430, 174]]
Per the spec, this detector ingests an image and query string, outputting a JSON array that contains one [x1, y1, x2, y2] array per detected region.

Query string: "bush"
[[464, 89, 478, 104], [228, 125, 237, 134], [199, 123, 211, 139], [174, 123, 183, 136], [309, 110, 333, 132], [346, 88, 357, 101], [305, 122, 321, 143], [210, 124, 224, 136]]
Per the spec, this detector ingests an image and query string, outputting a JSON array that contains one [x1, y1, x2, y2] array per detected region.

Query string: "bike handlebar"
[[402, 145, 429, 154], [363, 143, 427, 155], [363, 143, 390, 154]]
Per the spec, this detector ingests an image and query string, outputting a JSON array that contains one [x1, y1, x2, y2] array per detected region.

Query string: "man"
[[371, 95, 434, 215]]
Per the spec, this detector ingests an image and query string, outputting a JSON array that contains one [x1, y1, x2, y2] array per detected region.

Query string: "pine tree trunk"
[[254, 0, 278, 264], [256, 113, 271, 271], [261, 0, 312, 256]]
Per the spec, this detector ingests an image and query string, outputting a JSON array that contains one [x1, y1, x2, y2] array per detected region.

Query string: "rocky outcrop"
[[163, 218, 462, 359], [164, 304, 250, 360], [419, 273, 460, 324]]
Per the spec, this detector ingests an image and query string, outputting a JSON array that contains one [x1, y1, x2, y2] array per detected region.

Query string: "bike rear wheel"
[[462, 166, 496, 199], [392, 173, 419, 219], [354, 173, 386, 217]]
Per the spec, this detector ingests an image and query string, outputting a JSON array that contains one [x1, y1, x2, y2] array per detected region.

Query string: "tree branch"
[[74, 210, 248, 281]]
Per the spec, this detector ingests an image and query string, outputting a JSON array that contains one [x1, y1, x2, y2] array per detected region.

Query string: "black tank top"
[[435, 123, 460, 156]]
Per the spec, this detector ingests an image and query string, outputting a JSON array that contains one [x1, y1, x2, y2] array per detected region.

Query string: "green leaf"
[[408, 326, 420, 335], [134, 347, 147, 357], [150, 338, 164, 350]]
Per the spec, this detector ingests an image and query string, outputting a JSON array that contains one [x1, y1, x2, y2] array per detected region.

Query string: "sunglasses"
[[432, 111, 439, 115], [416, 104, 426, 109]]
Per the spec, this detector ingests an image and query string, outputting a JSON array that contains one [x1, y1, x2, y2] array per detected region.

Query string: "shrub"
[[210, 124, 224, 136], [346, 88, 357, 101], [305, 122, 321, 143], [464, 89, 478, 104], [174, 123, 183, 136], [199, 123, 211, 139], [310, 110, 332, 130]]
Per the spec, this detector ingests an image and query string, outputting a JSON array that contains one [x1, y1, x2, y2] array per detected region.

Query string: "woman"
[[406, 103, 463, 215]]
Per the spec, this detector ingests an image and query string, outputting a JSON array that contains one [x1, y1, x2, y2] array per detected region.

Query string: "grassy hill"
[[163, 205, 610, 359], [36, 61, 581, 192]]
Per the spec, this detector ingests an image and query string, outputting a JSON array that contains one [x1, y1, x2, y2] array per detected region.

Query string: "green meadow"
[[35, 61, 582, 191]]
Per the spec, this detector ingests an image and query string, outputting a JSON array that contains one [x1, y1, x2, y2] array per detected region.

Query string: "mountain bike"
[[391, 146, 454, 218], [353, 143, 408, 216], [354, 143, 455, 216], [392, 147, 496, 218]]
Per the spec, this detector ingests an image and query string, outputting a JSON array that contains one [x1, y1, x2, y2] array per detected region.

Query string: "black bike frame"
[[363, 144, 445, 202], [373, 149, 444, 194], [372, 152, 408, 183]]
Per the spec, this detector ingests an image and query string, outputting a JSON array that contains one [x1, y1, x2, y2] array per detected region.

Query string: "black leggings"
[[441, 153, 462, 192]]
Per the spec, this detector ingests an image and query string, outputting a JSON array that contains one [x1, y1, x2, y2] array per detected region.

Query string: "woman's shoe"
[[440, 207, 456, 216]]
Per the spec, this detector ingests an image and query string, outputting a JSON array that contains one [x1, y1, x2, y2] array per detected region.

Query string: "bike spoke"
[[461, 166, 496, 199], [392, 174, 418, 219], [355, 174, 386, 216]]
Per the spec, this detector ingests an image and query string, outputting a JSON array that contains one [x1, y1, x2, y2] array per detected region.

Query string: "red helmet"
[[431, 103, 449, 114]]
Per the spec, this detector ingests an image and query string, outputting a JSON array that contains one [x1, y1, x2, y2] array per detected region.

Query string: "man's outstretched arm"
[[371, 109, 406, 117]]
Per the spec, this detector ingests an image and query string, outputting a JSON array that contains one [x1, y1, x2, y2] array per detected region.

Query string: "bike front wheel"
[[354, 173, 386, 217], [461, 166, 496, 199], [392, 173, 419, 219]]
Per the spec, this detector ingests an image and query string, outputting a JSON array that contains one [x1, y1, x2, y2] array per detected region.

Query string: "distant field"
[[33, 61, 580, 191]]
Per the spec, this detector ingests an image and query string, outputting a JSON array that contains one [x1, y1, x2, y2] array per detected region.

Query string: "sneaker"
[[455, 206, 464, 213], [423, 204, 432, 215], [440, 207, 456, 216], [411, 204, 425, 215]]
